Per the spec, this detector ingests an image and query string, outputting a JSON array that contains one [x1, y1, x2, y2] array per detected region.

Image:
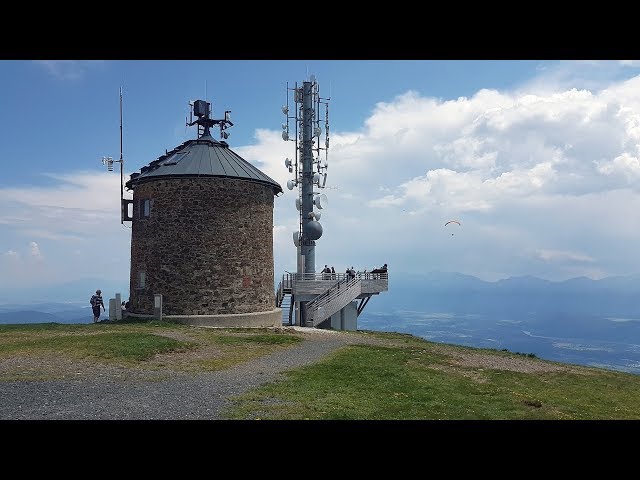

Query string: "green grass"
[[0, 319, 185, 335], [0, 331, 195, 362], [224, 343, 640, 420], [0, 321, 303, 376]]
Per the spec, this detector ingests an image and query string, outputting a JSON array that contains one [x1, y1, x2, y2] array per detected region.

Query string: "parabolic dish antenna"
[[304, 220, 323, 240], [314, 194, 328, 209]]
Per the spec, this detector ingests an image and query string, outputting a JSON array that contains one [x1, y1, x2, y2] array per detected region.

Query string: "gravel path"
[[0, 329, 355, 420]]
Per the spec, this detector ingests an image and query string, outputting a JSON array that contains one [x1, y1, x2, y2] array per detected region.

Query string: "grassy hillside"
[[0, 320, 638, 419], [224, 334, 640, 420]]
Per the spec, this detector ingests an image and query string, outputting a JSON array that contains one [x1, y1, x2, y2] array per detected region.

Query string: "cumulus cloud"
[[6, 63, 640, 287], [242, 70, 640, 280], [0, 241, 56, 288], [595, 153, 640, 182], [328, 77, 640, 218], [29, 241, 43, 260]]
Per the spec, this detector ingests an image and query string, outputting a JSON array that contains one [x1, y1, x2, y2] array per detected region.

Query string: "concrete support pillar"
[[154, 294, 163, 321], [109, 298, 117, 321], [115, 293, 122, 321]]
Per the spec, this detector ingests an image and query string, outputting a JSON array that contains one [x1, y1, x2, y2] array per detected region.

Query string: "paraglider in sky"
[[444, 220, 461, 236]]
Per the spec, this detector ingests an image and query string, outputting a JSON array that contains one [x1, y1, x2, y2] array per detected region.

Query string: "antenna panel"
[[194, 100, 209, 117], [314, 194, 328, 209]]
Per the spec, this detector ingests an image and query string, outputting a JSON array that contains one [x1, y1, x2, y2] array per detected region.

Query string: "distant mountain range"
[[358, 271, 640, 375], [1, 271, 639, 325], [3, 271, 637, 375], [0, 303, 94, 324], [370, 271, 640, 317], [0, 277, 129, 305]]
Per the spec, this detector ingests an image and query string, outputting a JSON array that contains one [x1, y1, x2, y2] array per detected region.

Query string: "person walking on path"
[[90, 289, 105, 323]]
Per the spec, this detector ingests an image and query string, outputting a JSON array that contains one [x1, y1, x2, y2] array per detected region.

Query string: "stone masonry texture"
[[129, 177, 277, 315]]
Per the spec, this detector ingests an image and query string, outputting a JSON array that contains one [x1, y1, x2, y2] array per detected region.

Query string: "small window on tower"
[[140, 199, 152, 219], [138, 271, 146, 289]]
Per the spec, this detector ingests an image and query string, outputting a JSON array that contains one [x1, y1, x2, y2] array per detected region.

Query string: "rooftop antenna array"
[[282, 74, 330, 279], [101, 86, 132, 224], [186, 98, 233, 140]]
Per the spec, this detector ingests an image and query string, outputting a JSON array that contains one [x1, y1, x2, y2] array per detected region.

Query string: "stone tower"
[[124, 99, 283, 327]]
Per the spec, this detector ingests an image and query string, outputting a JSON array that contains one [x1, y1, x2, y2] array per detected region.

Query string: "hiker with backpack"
[[90, 289, 105, 323]]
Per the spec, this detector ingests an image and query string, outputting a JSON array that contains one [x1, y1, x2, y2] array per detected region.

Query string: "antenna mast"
[[119, 86, 124, 224], [186, 99, 233, 140], [101, 86, 132, 224], [282, 74, 330, 325]]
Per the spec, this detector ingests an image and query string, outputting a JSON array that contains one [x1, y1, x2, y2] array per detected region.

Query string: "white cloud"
[[29, 241, 43, 260], [34, 60, 104, 80], [248, 72, 640, 280], [595, 153, 640, 183], [6, 65, 640, 289], [518, 60, 640, 95], [0, 171, 128, 232], [0, 172, 131, 288], [619, 61, 640, 67], [535, 249, 596, 263]]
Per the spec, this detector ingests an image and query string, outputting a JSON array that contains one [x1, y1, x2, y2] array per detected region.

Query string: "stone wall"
[[129, 177, 276, 315]]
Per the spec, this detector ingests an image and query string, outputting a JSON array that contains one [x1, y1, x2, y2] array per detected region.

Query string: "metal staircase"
[[275, 270, 387, 329], [303, 276, 361, 327], [279, 293, 293, 325], [276, 275, 294, 325]]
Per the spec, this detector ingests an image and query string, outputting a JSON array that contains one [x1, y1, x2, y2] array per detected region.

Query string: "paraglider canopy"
[[444, 220, 461, 235]]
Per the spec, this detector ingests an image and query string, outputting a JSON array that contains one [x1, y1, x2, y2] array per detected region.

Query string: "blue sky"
[[2, 60, 640, 300]]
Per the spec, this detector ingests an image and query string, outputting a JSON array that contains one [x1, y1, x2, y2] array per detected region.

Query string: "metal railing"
[[281, 271, 388, 283], [275, 269, 388, 322]]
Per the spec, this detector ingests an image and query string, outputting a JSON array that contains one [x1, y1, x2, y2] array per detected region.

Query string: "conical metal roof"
[[125, 132, 282, 194]]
